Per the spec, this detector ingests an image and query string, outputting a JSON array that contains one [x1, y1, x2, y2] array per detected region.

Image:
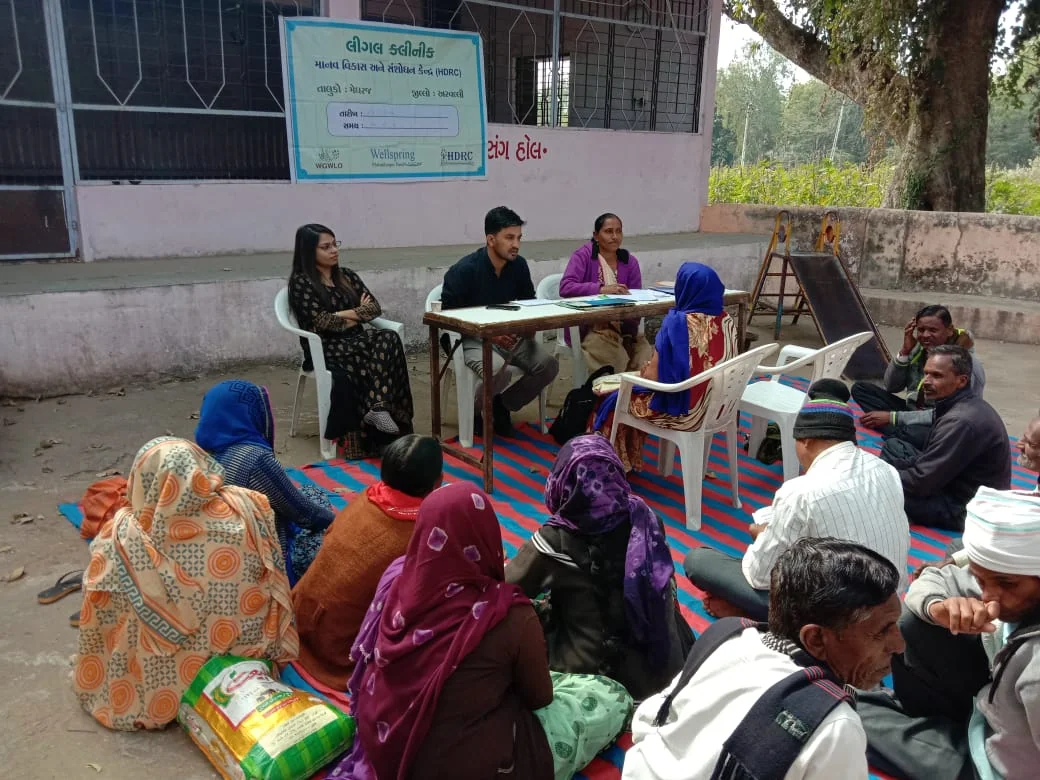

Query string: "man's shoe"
[[492, 395, 517, 438]]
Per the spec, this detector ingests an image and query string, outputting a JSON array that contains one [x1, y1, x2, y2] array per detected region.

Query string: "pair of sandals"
[[37, 569, 84, 627]]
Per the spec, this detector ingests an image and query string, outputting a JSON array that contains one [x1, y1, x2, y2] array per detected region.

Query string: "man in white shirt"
[[685, 379, 910, 620], [624, 538, 905, 780]]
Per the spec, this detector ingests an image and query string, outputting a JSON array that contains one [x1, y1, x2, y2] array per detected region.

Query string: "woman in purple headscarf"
[[505, 435, 694, 700], [594, 262, 738, 472]]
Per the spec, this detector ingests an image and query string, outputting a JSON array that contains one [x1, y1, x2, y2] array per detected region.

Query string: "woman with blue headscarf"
[[195, 379, 334, 583], [594, 262, 738, 472]]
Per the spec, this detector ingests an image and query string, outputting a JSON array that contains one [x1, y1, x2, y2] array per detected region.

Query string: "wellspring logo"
[[441, 149, 474, 165], [371, 148, 416, 163]]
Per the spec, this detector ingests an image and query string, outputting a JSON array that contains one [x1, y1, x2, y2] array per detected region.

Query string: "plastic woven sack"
[[178, 656, 354, 780]]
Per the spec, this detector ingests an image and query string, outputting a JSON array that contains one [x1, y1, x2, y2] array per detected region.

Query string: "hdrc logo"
[[441, 149, 474, 165]]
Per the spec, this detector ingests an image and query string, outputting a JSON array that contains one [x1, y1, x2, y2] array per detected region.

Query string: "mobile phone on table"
[[487, 304, 521, 311]]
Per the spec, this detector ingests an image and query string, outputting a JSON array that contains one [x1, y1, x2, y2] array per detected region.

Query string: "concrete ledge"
[[1, 233, 766, 396], [862, 288, 1040, 345]]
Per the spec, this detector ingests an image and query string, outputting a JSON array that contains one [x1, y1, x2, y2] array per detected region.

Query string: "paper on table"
[[610, 289, 670, 302], [510, 298, 558, 307]]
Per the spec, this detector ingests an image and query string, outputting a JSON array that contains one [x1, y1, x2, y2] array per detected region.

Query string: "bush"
[[709, 161, 1040, 216]]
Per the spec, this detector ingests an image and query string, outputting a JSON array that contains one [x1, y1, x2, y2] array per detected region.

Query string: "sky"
[[716, 16, 811, 82]]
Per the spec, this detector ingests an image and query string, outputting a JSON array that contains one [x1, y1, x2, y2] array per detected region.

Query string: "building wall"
[[71, 0, 723, 261], [76, 122, 709, 260]]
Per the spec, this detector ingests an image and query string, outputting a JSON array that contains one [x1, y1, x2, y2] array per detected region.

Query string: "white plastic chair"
[[274, 287, 405, 460], [610, 342, 780, 530], [536, 273, 586, 388], [739, 331, 874, 483], [425, 284, 547, 448]]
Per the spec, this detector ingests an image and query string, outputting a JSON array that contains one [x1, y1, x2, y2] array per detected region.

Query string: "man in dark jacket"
[[881, 345, 1010, 530], [440, 206, 558, 436]]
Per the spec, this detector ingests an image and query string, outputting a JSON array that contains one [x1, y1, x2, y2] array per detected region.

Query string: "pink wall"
[[74, 124, 708, 260]]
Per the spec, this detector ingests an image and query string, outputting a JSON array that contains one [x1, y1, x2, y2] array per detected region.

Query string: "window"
[[537, 57, 570, 126]]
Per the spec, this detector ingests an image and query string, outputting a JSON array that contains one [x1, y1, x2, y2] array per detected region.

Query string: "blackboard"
[[785, 251, 891, 380]]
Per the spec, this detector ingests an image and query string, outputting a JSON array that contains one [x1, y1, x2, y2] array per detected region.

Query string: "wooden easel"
[[748, 210, 842, 339]]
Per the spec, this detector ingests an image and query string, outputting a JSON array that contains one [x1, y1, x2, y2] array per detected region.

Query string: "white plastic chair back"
[[535, 273, 585, 388]]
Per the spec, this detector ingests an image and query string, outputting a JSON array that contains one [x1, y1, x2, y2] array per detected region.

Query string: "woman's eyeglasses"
[[318, 240, 342, 251]]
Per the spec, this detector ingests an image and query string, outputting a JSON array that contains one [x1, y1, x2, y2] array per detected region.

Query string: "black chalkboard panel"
[[785, 251, 891, 380]]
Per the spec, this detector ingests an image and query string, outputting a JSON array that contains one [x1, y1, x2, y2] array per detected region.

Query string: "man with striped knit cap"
[[685, 379, 910, 621]]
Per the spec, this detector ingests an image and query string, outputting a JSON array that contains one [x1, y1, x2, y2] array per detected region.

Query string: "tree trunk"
[[882, 0, 1005, 211]]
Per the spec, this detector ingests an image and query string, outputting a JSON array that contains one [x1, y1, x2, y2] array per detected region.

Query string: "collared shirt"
[[743, 441, 910, 592], [441, 247, 536, 309], [624, 628, 867, 780]]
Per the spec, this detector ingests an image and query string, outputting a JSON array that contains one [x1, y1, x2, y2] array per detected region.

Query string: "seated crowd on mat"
[[625, 538, 904, 780], [505, 435, 695, 700], [292, 433, 442, 690], [69, 211, 1032, 779], [336, 481, 633, 780], [560, 212, 654, 373], [684, 379, 910, 621], [195, 379, 335, 584]]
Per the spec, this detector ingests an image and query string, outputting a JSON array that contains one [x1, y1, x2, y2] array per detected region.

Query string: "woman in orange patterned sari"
[[72, 436, 298, 731], [595, 262, 738, 472]]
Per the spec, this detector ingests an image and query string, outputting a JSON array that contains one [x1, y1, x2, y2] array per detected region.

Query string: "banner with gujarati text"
[[280, 18, 487, 181]]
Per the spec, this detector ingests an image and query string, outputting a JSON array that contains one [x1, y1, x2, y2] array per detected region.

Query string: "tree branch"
[[724, 0, 911, 137]]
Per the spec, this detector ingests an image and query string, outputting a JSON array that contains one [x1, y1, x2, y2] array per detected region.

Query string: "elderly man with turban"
[[860, 488, 1040, 780]]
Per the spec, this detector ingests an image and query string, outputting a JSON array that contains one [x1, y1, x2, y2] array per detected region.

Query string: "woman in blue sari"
[[595, 262, 738, 472], [195, 379, 334, 583]]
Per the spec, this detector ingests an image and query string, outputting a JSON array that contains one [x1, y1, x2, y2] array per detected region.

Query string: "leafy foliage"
[[709, 161, 1040, 217]]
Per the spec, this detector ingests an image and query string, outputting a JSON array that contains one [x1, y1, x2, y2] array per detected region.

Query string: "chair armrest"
[[616, 369, 714, 394], [753, 349, 821, 378], [371, 317, 404, 342]]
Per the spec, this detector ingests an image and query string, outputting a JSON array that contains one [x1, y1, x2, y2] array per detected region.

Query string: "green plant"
[[708, 161, 1040, 217]]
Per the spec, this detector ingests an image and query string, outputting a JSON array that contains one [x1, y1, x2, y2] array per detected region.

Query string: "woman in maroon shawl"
[[342, 482, 631, 780]]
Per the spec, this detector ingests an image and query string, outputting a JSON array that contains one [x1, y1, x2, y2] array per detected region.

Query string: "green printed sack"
[[178, 656, 354, 780]]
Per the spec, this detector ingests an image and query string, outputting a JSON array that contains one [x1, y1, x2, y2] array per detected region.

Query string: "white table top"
[[424, 289, 748, 328]]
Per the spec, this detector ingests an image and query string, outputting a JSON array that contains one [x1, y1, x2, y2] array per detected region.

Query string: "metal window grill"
[[363, 0, 707, 131], [61, 0, 322, 181]]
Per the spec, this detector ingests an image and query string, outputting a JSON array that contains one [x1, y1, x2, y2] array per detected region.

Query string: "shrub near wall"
[[709, 161, 1040, 216]]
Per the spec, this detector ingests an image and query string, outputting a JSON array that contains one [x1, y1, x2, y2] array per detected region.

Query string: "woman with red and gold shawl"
[[595, 262, 739, 472]]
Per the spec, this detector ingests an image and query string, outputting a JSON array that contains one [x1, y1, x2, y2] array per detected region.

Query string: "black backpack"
[[548, 365, 616, 445]]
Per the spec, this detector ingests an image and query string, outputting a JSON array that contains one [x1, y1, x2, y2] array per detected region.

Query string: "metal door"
[[0, 0, 78, 259]]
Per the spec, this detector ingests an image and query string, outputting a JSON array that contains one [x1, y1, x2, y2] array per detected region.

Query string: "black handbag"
[[548, 365, 616, 445]]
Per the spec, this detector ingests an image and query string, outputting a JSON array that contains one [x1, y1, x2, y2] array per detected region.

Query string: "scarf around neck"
[[544, 435, 675, 664]]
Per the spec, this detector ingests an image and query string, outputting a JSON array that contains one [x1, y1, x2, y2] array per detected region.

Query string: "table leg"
[[429, 324, 441, 440], [737, 300, 748, 353], [482, 338, 495, 493]]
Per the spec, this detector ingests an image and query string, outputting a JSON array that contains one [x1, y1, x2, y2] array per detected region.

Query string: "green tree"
[[778, 79, 869, 165], [988, 94, 1039, 167], [711, 108, 737, 166], [724, 1, 1035, 212], [714, 43, 790, 165]]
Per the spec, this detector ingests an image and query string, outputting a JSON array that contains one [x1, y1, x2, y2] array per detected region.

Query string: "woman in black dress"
[[288, 223, 414, 458]]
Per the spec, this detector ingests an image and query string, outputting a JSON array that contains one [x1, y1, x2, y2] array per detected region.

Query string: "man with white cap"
[[860, 487, 1040, 779]]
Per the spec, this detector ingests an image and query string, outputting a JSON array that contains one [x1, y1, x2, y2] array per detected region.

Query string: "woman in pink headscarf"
[[334, 482, 631, 780]]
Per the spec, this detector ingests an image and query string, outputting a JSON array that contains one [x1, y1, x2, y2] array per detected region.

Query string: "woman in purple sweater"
[[560, 213, 653, 373]]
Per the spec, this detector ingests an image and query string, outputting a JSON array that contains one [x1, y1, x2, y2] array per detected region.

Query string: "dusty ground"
[[0, 324, 1035, 778]]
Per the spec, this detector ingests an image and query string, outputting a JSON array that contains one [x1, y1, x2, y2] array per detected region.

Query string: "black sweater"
[[899, 387, 1011, 504]]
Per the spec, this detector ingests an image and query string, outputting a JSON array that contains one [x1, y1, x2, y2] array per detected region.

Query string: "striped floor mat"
[[58, 385, 1036, 780]]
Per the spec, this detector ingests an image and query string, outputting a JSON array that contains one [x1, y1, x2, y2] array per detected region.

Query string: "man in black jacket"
[[881, 345, 1010, 530], [440, 206, 558, 436]]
